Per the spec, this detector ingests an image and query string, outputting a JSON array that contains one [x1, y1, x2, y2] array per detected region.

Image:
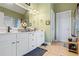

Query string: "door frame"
[[50, 9, 55, 42], [56, 10, 71, 42]]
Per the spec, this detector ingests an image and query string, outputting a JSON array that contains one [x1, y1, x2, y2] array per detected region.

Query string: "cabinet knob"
[[12, 42, 16, 44], [17, 41, 20, 43], [32, 39, 34, 41], [32, 45, 34, 47]]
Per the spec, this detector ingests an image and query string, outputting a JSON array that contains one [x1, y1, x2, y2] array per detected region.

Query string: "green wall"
[[0, 6, 24, 19], [54, 3, 77, 39], [54, 3, 77, 16], [27, 3, 77, 42], [38, 3, 51, 42], [29, 3, 54, 42], [24, 10, 29, 26]]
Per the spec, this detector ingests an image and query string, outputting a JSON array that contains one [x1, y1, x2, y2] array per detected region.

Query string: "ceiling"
[[0, 3, 26, 14]]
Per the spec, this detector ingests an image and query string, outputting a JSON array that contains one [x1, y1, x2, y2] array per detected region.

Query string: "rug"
[[24, 47, 47, 56]]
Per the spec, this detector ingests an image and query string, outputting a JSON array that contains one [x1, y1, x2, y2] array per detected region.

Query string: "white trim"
[[50, 8, 55, 42]]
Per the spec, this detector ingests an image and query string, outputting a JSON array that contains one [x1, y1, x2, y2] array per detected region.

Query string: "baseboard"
[[44, 42, 52, 45]]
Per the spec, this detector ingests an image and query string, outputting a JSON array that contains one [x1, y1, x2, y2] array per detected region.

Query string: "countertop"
[[0, 31, 44, 34]]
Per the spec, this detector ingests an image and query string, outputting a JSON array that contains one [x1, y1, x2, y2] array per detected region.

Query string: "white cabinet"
[[0, 33, 16, 56], [16, 33, 29, 56], [0, 31, 45, 56], [28, 31, 45, 52], [28, 32, 37, 52], [36, 31, 45, 46], [36, 32, 40, 46], [39, 32, 45, 44]]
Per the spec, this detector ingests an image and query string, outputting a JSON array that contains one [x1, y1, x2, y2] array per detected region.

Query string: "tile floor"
[[40, 42, 78, 56]]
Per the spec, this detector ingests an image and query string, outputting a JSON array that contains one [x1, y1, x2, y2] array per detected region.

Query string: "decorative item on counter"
[[8, 26, 12, 32], [34, 28, 37, 31], [27, 27, 35, 32], [21, 21, 27, 29], [10, 27, 18, 33], [18, 28, 24, 32]]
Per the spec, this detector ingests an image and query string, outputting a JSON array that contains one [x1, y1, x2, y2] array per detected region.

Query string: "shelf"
[[69, 49, 78, 53], [65, 42, 77, 44]]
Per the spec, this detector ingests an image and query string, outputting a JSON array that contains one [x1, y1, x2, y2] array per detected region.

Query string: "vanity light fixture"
[[25, 3, 30, 6], [77, 3, 79, 14], [15, 3, 39, 14]]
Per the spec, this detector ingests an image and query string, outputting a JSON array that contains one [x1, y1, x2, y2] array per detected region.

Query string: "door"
[[0, 34, 16, 56], [16, 33, 29, 56], [50, 10, 55, 42], [56, 10, 71, 42]]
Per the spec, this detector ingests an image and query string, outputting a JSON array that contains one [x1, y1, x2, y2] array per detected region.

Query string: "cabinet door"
[[0, 34, 16, 56], [36, 32, 40, 46], [36, 31, 45, 46], [28, 32, 37, 52], [40, 32, 45, 44], [17, 33, 29, 56]]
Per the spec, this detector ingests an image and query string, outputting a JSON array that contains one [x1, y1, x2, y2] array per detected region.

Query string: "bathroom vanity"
[[0, 31, 45, 56]]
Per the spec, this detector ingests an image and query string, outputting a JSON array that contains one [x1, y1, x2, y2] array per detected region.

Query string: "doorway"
[[56, 10, 71, 42]]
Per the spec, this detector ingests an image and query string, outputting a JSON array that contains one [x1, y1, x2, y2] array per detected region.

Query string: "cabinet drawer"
[[0, 34, 16, 41], [17, 33, 26, 39], [29, 43, 37, 51], [31, 44, 37, 49], [29, 38, 36, 43], [28, 32, 34, 36]]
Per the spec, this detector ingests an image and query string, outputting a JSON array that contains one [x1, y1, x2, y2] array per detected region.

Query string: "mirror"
[[0, 3, 29, 29]]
